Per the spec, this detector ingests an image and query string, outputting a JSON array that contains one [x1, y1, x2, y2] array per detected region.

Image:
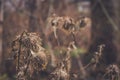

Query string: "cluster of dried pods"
[[48, 14, 87, 35], [47, 14, 89, 46]]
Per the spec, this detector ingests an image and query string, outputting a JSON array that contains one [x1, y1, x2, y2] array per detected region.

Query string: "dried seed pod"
[[51, 18, 59, 27], [104, 64, 120, 80], [48, 14, 63, 28], [48, 15, 63, 44], [75, 16, 91, 30], [63, 17, 75, 32], [78, 17, 86, 28]]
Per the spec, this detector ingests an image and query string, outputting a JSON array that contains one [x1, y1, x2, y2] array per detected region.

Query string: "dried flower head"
[[76, 16, 87, 29], [62, 17, 75, 32], [104, 64, 120, 80], [48, 61, 70, 80], [12, 31, 48, 79], [48, 15, 89, 35]]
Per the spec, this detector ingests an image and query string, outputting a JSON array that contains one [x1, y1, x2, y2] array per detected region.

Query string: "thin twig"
[[17, 31, 26, 70], [98, 0, 118, 31]]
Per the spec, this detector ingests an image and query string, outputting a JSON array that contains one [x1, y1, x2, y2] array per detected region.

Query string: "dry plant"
[[103, 64, 120, 80], [48, 43, 72, 80], [10, 15, 107, 80], [84, 44, 105, 70], [69, 41, 87, 80], [47, 14, 88, 46], [47, 15, 89, 80], [11, 31, 48, 80]]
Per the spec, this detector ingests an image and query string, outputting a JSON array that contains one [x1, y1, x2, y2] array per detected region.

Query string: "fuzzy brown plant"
[[48, 44, 72, 80], [48, 61, 70, 80], [48, 15, 88, 34], [11, 31, 48, 80], [47, 15, 90, 80], [47, 14, 88, 47], [103, 64, 120, 80]]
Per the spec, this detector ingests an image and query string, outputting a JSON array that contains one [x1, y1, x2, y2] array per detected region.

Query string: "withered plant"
[[10, 15, 110, 80], [47, 14, 88, 46], [11, 31, 48, 80], [103, 64, 120, 80], [84, 44, 105, 70], [48, 43, 72, 80], [47, 15, 89, 80]]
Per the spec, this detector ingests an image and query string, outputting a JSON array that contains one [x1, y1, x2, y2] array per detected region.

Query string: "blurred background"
[[0, 0, 120, 80]]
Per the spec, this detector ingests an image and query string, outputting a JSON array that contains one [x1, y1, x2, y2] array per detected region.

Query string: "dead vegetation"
[[9, 16, 120, 80], [11, 31, 48, 80]]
